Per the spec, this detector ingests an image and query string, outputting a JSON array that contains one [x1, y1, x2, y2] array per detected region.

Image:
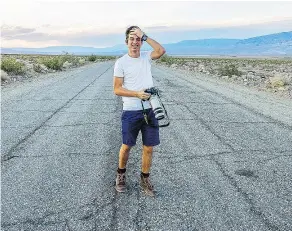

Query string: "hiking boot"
[[140, 175, 155, 197], [115, 172, 126, 193]]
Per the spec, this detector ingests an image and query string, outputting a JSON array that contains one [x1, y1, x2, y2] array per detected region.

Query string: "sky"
[[1, 0, 292, 48]]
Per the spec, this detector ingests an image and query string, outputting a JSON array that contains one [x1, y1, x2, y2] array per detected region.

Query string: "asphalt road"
[[1, 61, 292, 231]]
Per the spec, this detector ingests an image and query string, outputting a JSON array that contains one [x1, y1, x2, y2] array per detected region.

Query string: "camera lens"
[[154, 108, 164, 120]]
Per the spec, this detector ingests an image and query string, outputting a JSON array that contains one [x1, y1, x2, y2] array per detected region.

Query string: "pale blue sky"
[[1, 0, 292, 48]]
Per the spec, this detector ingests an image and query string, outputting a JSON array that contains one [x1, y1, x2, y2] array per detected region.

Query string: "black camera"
[[144, 87, 165, 120], [145, 87, 159, 95]]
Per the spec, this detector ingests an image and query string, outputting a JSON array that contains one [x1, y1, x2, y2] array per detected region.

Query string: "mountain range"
[[1, 31, 292, 56]]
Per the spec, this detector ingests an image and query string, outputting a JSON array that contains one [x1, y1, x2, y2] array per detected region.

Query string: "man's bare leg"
[[141, 145, 153, 173], [119, 144, 131, 169]]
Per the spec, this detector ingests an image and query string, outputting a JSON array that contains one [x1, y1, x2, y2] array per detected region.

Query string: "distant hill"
[[167, 39, 240, 47], [161, 32, 292, 56], [1, 31, 292, 56], [238, 31, 292, 45]]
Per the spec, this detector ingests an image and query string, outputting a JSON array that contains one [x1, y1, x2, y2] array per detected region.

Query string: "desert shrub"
[[218, 64, 242, 77], [38, 56, 63, 70], [0, 58, 25, 75], [268, 74, 291, 88], [88, 55, 97, 62], [79, 58, 86, 65], [157, 54, 176, 66], [269, 77, 285, 88], [159, 54, 170, 63], [97, 56, 106, 61], [86, 55, 116, 62], [177, 59, 187, 66], [60, 53, 79, 66], [99, 55, 116, 60], [107, 56, 116, 60], [62, 61, 72, 69], [33, 63, 43, 73]]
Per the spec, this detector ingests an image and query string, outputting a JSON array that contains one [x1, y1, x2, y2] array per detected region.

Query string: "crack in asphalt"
[[1, 212, 65, 229], [169, 119, 280, 124], [181, 104, 234, 150], [2, 64, 114, 163], [1, 145, 120, 161], [109, 187, 118, 231], [43, 121, 116, 127], [155, 149, 292, 162], [133, 156, 144, 231], [255, 153, 292, 164], [4, 109, 57, 112], [70, 98, 115, 101], [65, 219, 73, 231], [2, 119, 119, 129], [102, 104, 123, 231], [165, 152, 235, 164]]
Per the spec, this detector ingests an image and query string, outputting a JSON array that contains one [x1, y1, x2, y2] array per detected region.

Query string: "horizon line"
[[1, 30, 291, 49]]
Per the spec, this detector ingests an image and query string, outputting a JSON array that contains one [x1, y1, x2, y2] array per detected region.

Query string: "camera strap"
[[141, 100, 149, 125]]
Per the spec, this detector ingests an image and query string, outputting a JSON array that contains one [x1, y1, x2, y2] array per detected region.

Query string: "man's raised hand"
[[130, 28, 144, 38]]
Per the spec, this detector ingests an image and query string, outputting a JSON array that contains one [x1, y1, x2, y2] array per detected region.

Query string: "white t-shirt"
[[114, 51, 153, 110]]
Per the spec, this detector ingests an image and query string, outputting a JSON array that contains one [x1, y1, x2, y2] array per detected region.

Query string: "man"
[[113, 26, 166, 196]]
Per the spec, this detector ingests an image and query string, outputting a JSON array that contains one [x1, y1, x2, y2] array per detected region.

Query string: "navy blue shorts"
[[121, 109, 160, 146]]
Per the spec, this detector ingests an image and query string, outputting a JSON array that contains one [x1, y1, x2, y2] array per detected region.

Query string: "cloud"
[[41, 24, 51, 28], [2, 19, 292, 48], [1, 25, 36, 38], [1, 25, 125, 47], [145, 26, 170, 31], [141, 19, 292, 44]]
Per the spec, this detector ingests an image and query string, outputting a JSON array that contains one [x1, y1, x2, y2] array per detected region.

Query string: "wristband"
[[141, 34, 148, 41]]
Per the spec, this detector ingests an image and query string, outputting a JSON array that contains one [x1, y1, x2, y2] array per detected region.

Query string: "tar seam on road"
[[2, 64, 114, 163]]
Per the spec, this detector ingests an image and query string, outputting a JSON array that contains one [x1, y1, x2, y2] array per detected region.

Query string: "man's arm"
[[113, 77, 150, 100], [130, 28, 166, 60], [146, 37, 166, 60]]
